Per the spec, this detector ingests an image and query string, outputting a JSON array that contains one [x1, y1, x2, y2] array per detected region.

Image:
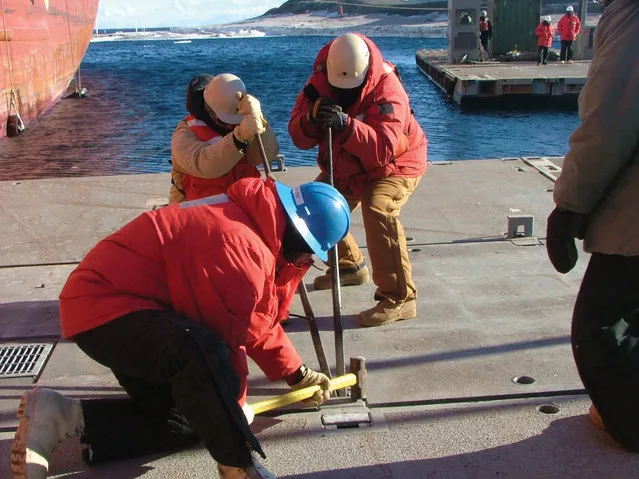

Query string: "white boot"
[[217, 453, 277, 479], [11, 388, 84, 478]]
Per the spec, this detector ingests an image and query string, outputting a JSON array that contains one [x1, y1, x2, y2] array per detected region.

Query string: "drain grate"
[[0, 343, 54, 378]]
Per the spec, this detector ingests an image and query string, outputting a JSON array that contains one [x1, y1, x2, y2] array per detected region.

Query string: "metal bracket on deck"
[[146, 198, 169, 210], [270, 154, 286, 172], [507, 214, 535, 239]]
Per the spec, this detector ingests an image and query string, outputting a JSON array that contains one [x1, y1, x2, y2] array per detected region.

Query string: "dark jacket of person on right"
[[546, 0, 639, 452]]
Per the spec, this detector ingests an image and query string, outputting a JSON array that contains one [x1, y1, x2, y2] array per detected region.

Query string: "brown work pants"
[[319, 174, 421, 303]]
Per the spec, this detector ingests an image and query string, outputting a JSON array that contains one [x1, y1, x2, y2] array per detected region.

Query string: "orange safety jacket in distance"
[[557, 14, 582, 41], [536, 23, 555, 47]]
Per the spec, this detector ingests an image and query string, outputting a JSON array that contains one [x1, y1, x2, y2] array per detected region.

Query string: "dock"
[[416, 50, 590, 106], [2, 158, 639, 478]]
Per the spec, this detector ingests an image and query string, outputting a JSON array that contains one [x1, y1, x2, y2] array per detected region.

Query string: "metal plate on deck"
[[0, 343, 54, 378], [522, 157, 563, 182], [321, 411, 372, 429]]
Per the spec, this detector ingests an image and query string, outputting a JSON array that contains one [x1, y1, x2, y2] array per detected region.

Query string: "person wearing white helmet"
[[169, 73, 280, 204], [289, 33, 428, 327], [11, 176, 351, 479], [479, 10, 493, 53], [557, 5, 582, 63], [535, 16, 555, 65], [545, 0, 639, 452]]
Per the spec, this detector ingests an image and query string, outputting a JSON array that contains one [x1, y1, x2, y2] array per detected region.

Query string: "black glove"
[[316, 101, 350, 132], [546, 207, 588, 274], [309, 97, 337, 123]]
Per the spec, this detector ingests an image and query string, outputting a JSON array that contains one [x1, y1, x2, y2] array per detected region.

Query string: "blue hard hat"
[[275, 181, 351, 261]]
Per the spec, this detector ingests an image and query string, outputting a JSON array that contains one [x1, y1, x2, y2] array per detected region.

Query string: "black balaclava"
[[281, 220, 313, 264], [332, 83, 365, 111], [185, 73, 232, 135], [186, 74, 213, 122]]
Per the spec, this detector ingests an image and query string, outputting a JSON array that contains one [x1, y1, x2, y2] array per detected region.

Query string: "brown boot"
[[588, 403, 605, 430], [313, 264, 370, 290], [358, 298, 417, 327]]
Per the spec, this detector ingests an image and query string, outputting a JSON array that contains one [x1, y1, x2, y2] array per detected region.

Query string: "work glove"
[[242, 403, 255, 425], [309, 97, 337, 123], [234, 93, 266, 142], [546, 206, 588, 274], [316, 101, 350, 132], [237, 93, 262, 118], [289, 365, 331, 407], [166, 407, 197, 437]]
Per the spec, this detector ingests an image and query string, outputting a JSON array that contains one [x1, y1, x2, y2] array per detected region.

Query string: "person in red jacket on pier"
[[479, 10, 493, 53], [289, 33, 428, 327], [557, 5, 582, 63], [11, 177, 351, 479], [536, 16, 556, 65]]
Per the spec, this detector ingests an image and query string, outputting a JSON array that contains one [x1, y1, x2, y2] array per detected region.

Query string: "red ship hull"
[[0, 0, 99, 139]]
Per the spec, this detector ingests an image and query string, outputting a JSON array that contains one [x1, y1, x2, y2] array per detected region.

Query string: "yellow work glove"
[[237, 93, 262, 117], [289, 365, 331, 407], [234, 93, 266, 142]]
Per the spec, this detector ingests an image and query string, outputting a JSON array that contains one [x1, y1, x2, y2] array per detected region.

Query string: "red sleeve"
[[288, 84, 323, 150], [246, 322, 303, 382], [575, 17, 582, 35], [244, 260, 310, 381], [341, 73, 411, 172]]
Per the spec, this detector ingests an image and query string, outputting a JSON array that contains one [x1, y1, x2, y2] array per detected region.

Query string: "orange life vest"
[[181, 114, 260, 200], [479, 19, 490, 32]]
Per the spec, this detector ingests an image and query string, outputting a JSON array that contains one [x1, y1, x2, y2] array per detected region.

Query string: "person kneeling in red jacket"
[[10, 177, 351, 479]]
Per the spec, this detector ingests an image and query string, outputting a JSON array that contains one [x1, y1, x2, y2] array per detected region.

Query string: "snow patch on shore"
[[91, 12, 449, 42]]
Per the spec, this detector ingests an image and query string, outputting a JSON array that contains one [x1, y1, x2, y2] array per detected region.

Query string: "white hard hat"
[[203, 73, 246, 125], [480, 10, 487, 16], [544, 15, 552, 22], [566, 5, 574, 11], [327, 33, 370, 89]]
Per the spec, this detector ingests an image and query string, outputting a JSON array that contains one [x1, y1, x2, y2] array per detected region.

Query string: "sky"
[[96, 0, 284, 29]]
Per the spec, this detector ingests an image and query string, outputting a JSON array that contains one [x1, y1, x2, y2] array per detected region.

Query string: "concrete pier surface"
[[416, 50, 589, 106], [2, 158, 639, 478]]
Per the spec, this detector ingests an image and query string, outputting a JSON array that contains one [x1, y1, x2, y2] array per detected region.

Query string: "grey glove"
[[310, 97, 336, 123], [289, 365, 331, 407], [316, 102, 350, 132]]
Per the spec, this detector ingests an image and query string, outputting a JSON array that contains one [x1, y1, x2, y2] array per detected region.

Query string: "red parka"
[[289, 33, 427, 197], [536, 22, 556, 47], [59, 178, 306, 405], [557, 13, 582, 41]]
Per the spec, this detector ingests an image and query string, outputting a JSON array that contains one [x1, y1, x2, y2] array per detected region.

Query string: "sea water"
[[0, 36, 580, 180]]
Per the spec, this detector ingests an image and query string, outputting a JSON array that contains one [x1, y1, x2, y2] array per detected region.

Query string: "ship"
[[0, 0, 99, 139]]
